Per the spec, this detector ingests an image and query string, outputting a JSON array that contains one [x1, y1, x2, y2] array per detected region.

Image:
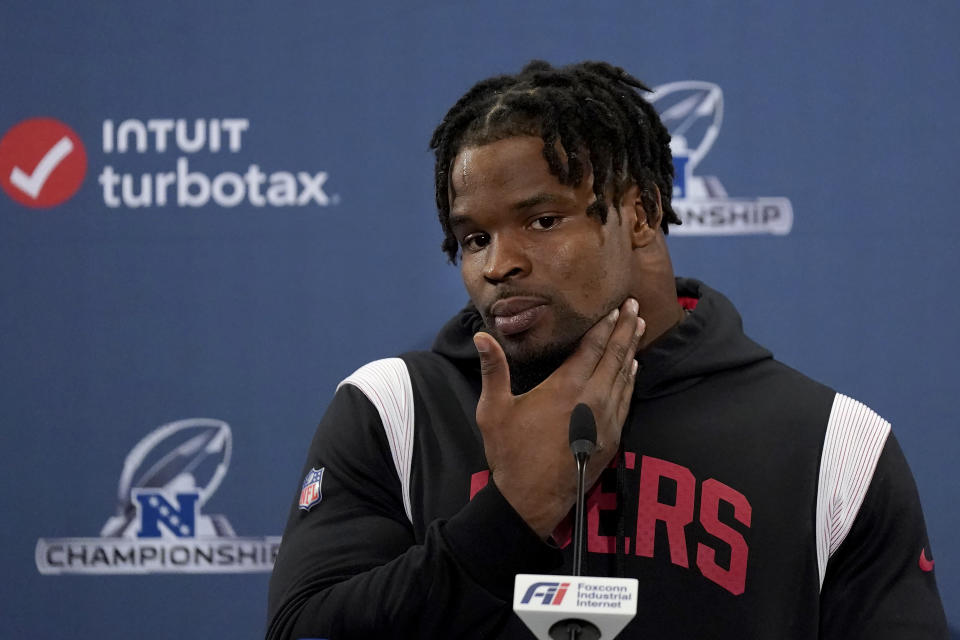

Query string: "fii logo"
[[0, 118, 87, 208], [519, 581, 571, 606], [0, 116, 337, 210]]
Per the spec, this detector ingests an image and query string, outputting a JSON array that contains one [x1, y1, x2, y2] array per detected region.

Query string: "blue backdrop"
[[2, 1, 957, 637]]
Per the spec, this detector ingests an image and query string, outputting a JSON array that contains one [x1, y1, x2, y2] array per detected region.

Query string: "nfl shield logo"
[[299, 467, 324, 511]]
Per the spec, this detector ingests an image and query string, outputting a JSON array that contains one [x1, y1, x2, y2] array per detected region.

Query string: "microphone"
[[568, 403, 597, 579], [569, 402, 597, 459], [514, 404, 638, 640]]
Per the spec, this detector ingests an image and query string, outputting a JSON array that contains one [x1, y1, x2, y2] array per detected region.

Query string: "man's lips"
[[489, 296, 549, 336]]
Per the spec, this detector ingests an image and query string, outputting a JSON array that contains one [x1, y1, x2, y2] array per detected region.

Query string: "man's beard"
[[484, 303, 597, 395], [505, 339, 581, 395]]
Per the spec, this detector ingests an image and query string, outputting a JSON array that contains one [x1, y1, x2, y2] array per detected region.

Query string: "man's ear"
[[629, 184, 663, 249]]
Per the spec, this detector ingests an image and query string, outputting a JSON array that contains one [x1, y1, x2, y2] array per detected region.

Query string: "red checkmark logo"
[[919, 547, 935, 572], [0, 117, 87, 208]]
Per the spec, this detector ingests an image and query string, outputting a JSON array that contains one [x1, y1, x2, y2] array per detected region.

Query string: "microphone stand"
[[572, 449, 588, 578], [514, 403, 637, 639], [550, 404, 601, 640]]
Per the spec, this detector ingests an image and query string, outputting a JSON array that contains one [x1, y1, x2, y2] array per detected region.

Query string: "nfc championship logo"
[[650, 81, 793, 235], [36, 418, 281, 575]]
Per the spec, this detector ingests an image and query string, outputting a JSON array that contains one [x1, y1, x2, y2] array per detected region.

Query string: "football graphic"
[[649, 81, 726, 199], [100, 418, 234, 538]]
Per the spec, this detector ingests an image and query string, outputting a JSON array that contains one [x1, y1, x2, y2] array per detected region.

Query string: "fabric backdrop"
[[1, 1, 957, 637]]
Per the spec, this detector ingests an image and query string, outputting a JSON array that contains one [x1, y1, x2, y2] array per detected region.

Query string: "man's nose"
[[483, 234, 531, 284]]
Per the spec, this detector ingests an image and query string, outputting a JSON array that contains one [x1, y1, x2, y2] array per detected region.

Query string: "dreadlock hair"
[[430, 60, 680, 263]]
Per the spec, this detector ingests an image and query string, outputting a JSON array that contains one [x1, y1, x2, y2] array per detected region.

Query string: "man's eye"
[[461, 232, 490, 251], [531, 216, 559, 230]]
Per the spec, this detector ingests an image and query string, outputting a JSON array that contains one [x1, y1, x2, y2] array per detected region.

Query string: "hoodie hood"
[[431, 278, 771, 399]]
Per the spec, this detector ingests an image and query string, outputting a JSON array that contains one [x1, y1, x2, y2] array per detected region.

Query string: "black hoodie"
[[267, 279, 946, 639]]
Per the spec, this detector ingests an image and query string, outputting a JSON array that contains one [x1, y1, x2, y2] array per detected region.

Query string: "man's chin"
[[484, 307, 597, 394], [502, 337, 580, 395]]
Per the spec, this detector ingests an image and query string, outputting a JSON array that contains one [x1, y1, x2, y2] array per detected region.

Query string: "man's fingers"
[[559, 306, 621, 385], [616, 359, 638, 426], [474, 332, 511, 408], [610, 315, 645, 401], [593, 299, 643, 389]]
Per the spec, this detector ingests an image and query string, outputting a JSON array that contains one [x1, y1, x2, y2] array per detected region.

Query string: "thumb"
[[474, 332, 511, 404]]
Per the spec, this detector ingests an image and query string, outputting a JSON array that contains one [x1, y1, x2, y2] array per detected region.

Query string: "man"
[[267, 61, 947, 639]]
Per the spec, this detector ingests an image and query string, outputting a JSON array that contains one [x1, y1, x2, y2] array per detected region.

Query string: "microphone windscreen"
[[569, 403, 597, 447]]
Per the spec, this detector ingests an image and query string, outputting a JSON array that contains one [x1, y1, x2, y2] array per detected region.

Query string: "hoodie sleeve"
[[818, 434, 947, 639], [266, 383, 561, 640]]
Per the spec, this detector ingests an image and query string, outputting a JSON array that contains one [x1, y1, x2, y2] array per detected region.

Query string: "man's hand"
[[473, 298, 645, 539]]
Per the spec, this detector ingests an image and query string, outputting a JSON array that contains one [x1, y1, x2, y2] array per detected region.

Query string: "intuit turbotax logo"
[[0, 118, 87, 208], [35, 418, 281, 575], [1, 117, 336, 210], [650, 81, 793, 235]]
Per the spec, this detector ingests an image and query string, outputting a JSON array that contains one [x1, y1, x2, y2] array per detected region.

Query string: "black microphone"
[[569, 402, 598, 462], [548, 403, 601, 640], [514, 403, 637, 639], [568, 402, 596, 578]]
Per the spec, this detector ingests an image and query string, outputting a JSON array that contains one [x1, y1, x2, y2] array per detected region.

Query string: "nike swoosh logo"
[[919, 547, 934, 572]]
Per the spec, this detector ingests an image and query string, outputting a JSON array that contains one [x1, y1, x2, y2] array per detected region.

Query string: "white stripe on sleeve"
[[815, 393, 890, 590], [338, 358, 416, 524]]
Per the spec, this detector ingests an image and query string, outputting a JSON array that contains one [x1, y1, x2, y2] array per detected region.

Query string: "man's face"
[[449, 136, 635, 392]]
